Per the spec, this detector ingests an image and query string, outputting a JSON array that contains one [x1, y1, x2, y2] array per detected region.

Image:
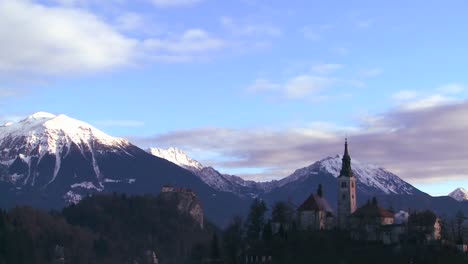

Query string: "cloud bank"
[[133, 100, 468, 185]]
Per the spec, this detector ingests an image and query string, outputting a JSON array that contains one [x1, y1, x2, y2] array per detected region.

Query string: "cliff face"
[[160, 186, 204, 228]]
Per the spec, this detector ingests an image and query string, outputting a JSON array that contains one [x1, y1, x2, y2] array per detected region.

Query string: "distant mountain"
[[151, 148, 468, 217], [149, 149, 419, 197], [148, 147, 274, 197], [0, 112, 249, 226], [448, 187, 468, 201]]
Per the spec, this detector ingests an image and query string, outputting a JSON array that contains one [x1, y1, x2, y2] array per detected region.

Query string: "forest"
[[0, 194, 467, 264]]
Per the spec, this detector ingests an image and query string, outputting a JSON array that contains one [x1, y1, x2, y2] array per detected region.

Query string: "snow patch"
[[70, 181, 103, 191], [449, 187, 468, 201], [148, 147, 204, 170], [64, 191, 83, 204]]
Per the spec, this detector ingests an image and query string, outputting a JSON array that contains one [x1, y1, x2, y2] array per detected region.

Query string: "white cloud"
[[0, 0, 137, 75], [437, 83, 465, 94], [221, 16, 282, 37], [0, 1, 228, 76], [246, 75, 334, 100], [392, 90, 419, 101], [312, 64, 343, 74], [285, 75, 332, 99], [361, 67, 383, 77], [150, 0, 203, 7], [116, 12, 146, 32], [141, 29, 225, 62], [401, 95, 458, 111], [247, 79, 280, 93]]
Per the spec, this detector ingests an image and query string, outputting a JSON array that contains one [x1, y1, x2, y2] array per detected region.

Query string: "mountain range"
[[0, 112, 467, 227]]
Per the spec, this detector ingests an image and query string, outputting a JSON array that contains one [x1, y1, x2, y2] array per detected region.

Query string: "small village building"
[[408, 210, 442, 243], [349, 198, 397, 242], [297, 184, 334, 230]]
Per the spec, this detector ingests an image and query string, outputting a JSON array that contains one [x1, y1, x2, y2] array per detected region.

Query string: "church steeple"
[[337, 138, 357, 229], [339, 138, 354, 177]]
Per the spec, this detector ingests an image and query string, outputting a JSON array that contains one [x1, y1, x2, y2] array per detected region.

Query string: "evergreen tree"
[[210, 233, 220, 262], [246, 199, 267, 241], [223, 216, 244, 264]]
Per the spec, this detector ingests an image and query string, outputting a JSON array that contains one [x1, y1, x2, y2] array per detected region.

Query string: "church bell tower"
[[337, 139, 357, 229]]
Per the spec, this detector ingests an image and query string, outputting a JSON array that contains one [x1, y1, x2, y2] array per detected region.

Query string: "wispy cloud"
[[132, 100, 468, 185], [247, 79, 280, 93], [392, 90, 419, 101], [437, 83, 465, 94], [392, 83, 466, 111], [142, 29, 225, 62], [285, 75, 333, 99], [149, 0, 203, 8], [221, 16, 282, 37], [246, 74, 334, 101], [312, 64, 343, 74], [360, 67, 383, 77]]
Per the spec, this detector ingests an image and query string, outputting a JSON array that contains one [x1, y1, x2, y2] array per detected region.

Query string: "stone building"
[[297, 184, 334, 230], [337, 139, 357, 229]]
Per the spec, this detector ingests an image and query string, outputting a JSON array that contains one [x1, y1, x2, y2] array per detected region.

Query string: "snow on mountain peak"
[[317, 155, 416, 195], [279, 154, 417, 195], [26, 112, 57, 120], [448, 187, 468, 201], [148, 147, 204, 171], [0, 112, 129, 158]]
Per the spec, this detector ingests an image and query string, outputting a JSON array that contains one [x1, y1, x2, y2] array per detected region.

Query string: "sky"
[[1, 0, 468, 196]]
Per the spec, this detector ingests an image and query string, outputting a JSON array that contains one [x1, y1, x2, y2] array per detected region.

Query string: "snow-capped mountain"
[[0, 112, 131, 190], [148, 147, 203, 171], [148, 148, 418, 199], [280, 155, 418, 195], [0, 113, 249, 227], [147, 147, 268, 197], [448, 187, 468, 201]]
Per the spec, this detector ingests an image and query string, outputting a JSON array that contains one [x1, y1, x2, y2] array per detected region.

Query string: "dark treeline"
[[197, 199, 468, 264], [0, 193, 216, 264]]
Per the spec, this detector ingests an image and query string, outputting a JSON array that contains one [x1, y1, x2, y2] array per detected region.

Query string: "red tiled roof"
[[351, 203, 394, 218], [297, 194, 333, 213]]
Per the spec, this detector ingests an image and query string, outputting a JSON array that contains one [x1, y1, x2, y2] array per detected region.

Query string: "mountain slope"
[[448, 187, 468, 201], [147, 147, 271, 197], [0, 113, 249, 226]]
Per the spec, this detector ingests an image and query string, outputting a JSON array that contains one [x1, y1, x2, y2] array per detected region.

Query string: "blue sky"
[[1, 0, 468, 196]]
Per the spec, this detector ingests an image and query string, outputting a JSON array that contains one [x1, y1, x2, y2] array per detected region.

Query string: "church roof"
[[339, 138, 354, 178], [351, 202, 394, 218], [297, 194, 334, 213]]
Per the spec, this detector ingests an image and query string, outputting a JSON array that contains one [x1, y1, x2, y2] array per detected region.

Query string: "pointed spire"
[[344, 138, 350, 158], [317, 184, 323, 197], [339, 138, 354, 177]]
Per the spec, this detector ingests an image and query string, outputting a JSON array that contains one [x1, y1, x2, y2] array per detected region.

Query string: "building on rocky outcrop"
[[160, 186, 204, 228], [297, 184, 334, 230]]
